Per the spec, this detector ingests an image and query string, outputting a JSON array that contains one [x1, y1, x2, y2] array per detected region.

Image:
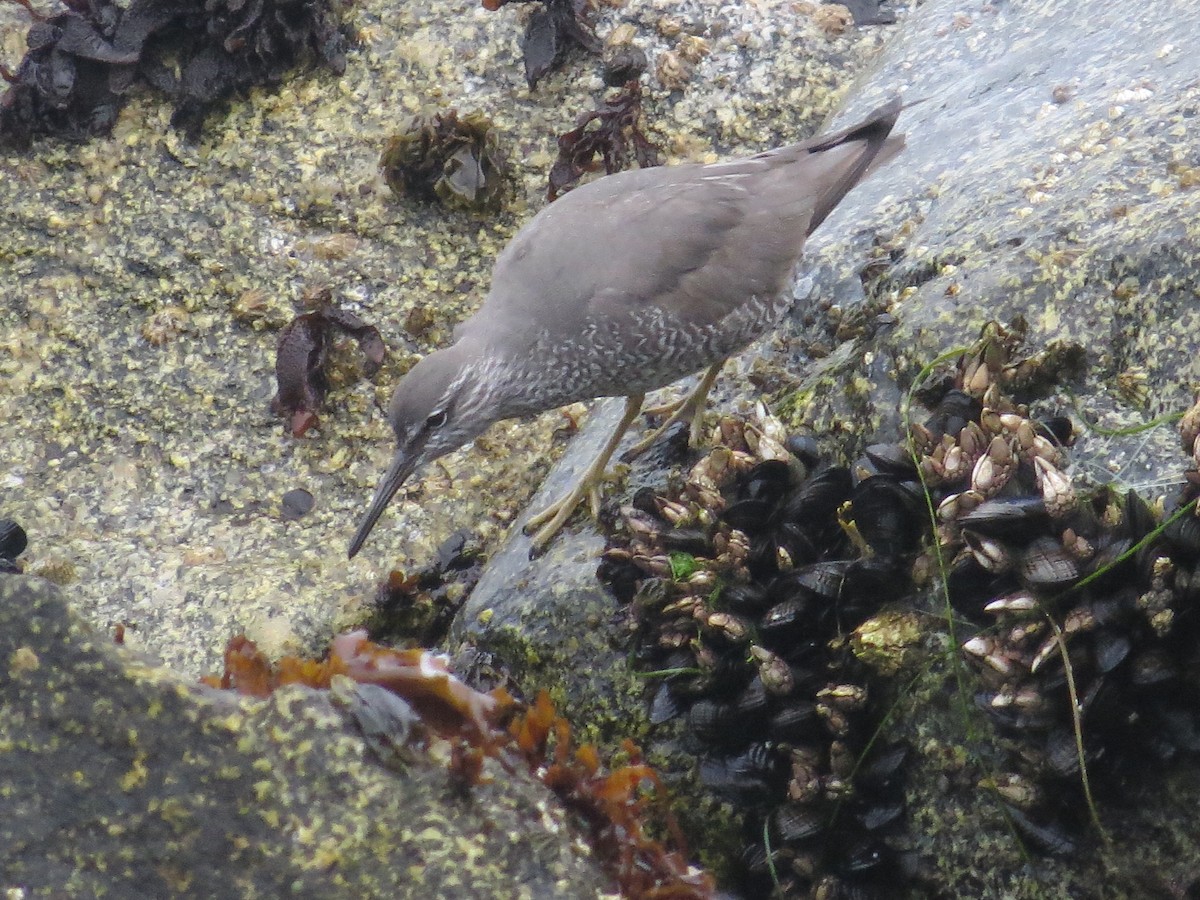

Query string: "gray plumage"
[[349, 98, 905, 558]]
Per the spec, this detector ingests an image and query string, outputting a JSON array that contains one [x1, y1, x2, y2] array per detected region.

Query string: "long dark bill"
[[347, 449, 418, 558]]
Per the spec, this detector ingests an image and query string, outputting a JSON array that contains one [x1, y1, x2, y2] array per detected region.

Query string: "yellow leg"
[[620, 361, 724, 463], [525, 393, 645, 554]]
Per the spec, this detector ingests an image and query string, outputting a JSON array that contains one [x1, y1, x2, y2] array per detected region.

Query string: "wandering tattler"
[[348, 98, 905, 558]]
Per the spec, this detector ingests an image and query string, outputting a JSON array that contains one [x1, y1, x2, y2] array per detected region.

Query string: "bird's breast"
[[490, 292, 791, 416]]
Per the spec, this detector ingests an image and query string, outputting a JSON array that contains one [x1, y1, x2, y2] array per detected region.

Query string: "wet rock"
[[0, 576, 611, 897]]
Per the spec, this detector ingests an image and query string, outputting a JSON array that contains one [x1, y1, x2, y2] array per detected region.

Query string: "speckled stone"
[[0, 0, 889, 675], [0, 575, 610, 897]]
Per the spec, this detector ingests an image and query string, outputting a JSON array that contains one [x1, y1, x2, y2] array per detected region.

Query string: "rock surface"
[[5, 0, 1200, 893], [0, 0, 888, 675], [0, 576, 611, 897], [455, 0, 1200, 895]]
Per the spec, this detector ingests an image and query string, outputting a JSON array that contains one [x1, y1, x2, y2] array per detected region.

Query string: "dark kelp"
[[0, 0, 348, 146], [547, 80, 660, 200], [271, 291, 385, 437], [481, 0, 600, 90]]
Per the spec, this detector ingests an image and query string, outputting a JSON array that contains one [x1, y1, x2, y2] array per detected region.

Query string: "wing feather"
[[458, 98, 903, 350]]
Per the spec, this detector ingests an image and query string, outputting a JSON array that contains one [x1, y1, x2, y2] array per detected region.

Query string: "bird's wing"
[[459, 98, 903, 347]]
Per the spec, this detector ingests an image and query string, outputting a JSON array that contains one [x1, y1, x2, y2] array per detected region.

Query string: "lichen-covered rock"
[[0, 576, 610, 898]]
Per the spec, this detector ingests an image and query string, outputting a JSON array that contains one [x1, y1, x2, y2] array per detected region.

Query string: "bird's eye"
[[426, 410, 448, 429]]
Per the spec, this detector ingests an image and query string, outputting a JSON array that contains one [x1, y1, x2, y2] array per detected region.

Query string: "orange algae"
[[202, 631, 512, 741], [203, 637, 713, 897], [507, 691, 716, 900]]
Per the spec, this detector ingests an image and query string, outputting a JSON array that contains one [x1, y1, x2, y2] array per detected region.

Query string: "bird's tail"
[[804, 96, 906, 233]]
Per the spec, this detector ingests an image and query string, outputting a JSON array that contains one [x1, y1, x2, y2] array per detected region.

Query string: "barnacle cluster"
[[600, 403, 922, 898], [380, 110, 508, 212], [601, 321, 1200, 891], [945, 394, 1200, 853]]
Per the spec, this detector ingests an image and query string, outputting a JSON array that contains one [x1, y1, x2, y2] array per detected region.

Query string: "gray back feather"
[[457, 98, 904, 353]]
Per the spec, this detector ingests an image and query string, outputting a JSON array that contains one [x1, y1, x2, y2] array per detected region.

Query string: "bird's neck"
[[451, 335, 561, 423]]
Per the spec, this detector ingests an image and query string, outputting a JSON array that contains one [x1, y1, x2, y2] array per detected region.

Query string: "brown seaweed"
[[482, 0, 600, 90], [547, 80, 660, 200], [0, 0, 348, 146], [380, 110, 507, 211], [271, 293, 385, 437]]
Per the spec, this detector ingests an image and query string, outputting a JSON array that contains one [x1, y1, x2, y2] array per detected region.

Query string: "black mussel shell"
[[699, 742, 787, 802], [836, 837, 892, 877], [924, 389, 981, 439], [1084, 534, 1135, 590], [740, 459, 793, 503], [1002, 803, 1077, 855], [855, 801, 905, 833], [843, 557, 910, 606], [721, 582, 772, 615], [759, 598, 810, 646], [946, 554, 1012, 618], [660, 527, 711, 556], [767, 700, 820, 742], [630, 486, 663, 518], [1018, 536, 1079, 587], [723, 498, 775, 535], [1163, 512, 1200, 566], [1091, 629, 1132, 675], [785, 560, 852, 602], [1078, 677, 1135, 729], [747, 522, 820, 579], [785, 434, 821, 470], [775, 521, 820, 568], [957, 497, 1049, 538], [739, 839, 776, 876], [596, 553, 640, 603], [1044, 728, 1088, 778], [863, 443, 918, 478], [736, 676, 771, 716], [688, 698, 747, 745], [773, 803, 826, 843], [857, 743, 909, 791], [1036, 416, 1075, 447], [0, 519, 27, 561], [1122, 488, 1158, 544], [1130, 648, 1177, 686], [649, 681, 684, 725], [851, 477, 925, 556], [778, 467, 853, 528]]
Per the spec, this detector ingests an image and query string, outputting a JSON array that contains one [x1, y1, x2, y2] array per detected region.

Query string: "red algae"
[[507, 691, 716, 900], [204, 637, 713, 897], [203, 631, 511, 741]]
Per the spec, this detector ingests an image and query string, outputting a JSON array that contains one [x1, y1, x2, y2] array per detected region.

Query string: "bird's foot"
[[640, 393, 688, 418], [523, 478, 604, 555], [620, 360, 724, 463], [523, 393, 645, 557], [620, 396, 704, 463]]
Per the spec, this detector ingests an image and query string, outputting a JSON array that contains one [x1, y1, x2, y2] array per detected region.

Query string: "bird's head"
[[347, 343, 492, 558]]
